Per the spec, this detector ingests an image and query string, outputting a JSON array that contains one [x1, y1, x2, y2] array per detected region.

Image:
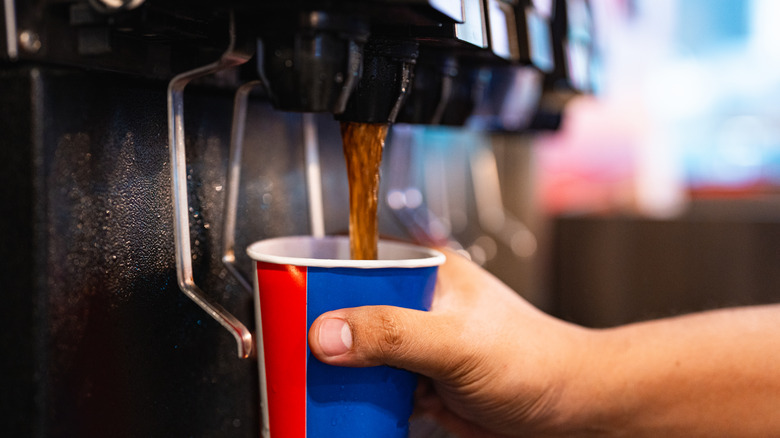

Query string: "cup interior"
[[246, 236, 445, 268]]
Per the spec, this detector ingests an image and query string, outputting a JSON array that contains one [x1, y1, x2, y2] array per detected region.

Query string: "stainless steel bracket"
[[3, 0, 18, 59], [302, 112, 325, 238]]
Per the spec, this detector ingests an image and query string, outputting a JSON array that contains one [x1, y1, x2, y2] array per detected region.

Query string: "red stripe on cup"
[[256, 262, 308, 438]]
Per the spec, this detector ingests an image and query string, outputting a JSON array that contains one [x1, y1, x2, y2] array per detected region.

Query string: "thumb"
[[308, 305, 459, 380]]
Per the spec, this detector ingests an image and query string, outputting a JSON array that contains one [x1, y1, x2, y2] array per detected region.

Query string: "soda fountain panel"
[[1, 0, 591, 436]]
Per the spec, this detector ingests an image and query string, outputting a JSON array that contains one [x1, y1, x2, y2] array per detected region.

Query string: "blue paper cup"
[[247, 236, 445, 438]]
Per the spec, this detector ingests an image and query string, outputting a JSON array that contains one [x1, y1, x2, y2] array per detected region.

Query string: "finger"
[[308, 305, 466, 380], [411, 377, 438, 419], [421, 403, 503, 438], [414, 388, 505, 438]]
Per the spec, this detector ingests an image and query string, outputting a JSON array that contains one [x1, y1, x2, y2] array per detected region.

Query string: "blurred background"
[[536, 0, 780, 327], [410, 3, 780, 431], [400, 0, 780, 329]]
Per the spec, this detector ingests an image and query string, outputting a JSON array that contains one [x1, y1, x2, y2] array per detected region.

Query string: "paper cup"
[[247, 236, 445, 438]]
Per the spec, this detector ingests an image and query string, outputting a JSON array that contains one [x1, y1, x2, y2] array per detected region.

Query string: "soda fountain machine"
[[1, 0, 592, 436]]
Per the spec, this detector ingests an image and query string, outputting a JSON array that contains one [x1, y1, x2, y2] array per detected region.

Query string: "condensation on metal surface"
[[27, 70, 292, 437]]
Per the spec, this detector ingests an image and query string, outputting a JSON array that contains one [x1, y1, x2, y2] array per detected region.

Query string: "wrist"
[[547, 325, 629, 438]]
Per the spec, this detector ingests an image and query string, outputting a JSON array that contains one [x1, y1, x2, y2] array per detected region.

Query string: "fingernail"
[[318, 318, 352, 357]]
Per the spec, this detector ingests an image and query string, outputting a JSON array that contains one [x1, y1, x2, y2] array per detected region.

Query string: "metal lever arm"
[[167, 17, 254, 359], [221, 81, 261, 293], [222, 87, 326, 291]]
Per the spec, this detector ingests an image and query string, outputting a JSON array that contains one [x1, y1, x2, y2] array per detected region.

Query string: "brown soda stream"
[[340, 121, 389, 260]]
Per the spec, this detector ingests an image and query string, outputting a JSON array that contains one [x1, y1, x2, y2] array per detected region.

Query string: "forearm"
[[564, 305, 780, 437]]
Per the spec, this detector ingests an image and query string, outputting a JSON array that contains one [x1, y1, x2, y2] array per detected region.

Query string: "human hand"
[[308, 249, 596, 437]]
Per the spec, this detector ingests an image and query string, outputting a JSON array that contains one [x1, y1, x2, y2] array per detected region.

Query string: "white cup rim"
[[246, 235, 446, 269]]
